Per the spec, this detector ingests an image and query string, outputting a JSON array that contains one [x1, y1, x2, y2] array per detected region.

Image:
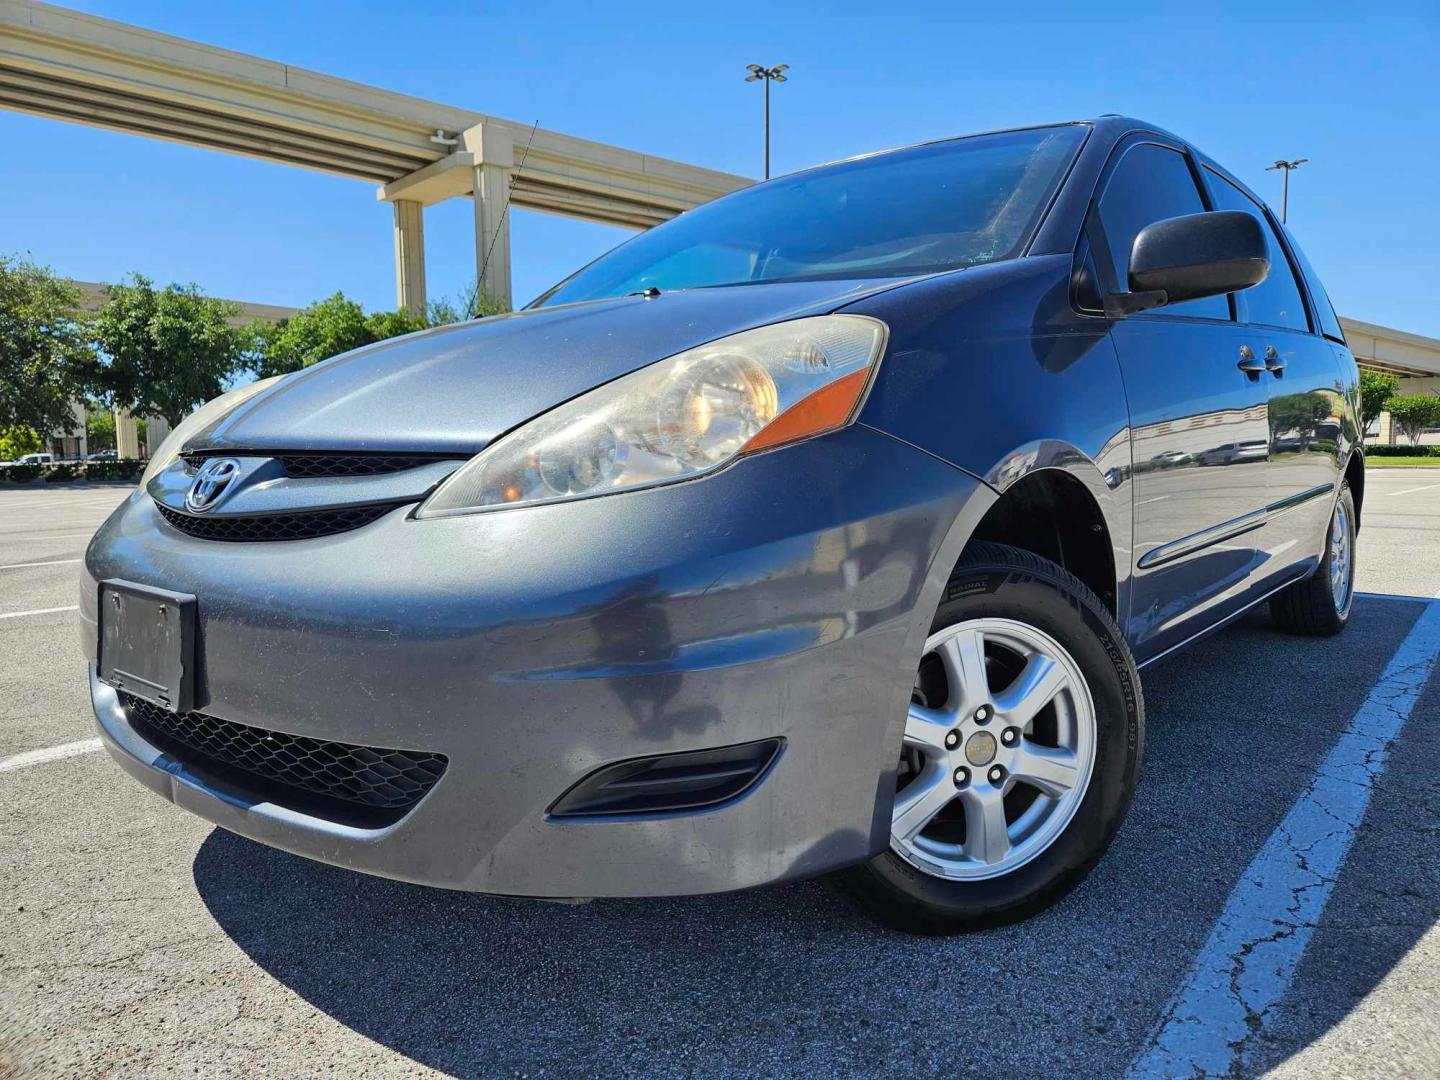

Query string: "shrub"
[[0, 458, 144, 484], [1364, 444, 1440, 458], [0, 463, 42, 483], [84, 458, 145, 482]]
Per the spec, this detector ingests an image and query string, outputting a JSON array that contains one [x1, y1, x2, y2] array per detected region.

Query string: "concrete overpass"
[[4, 1, 1439, 447], [0, 0, 751, 312]]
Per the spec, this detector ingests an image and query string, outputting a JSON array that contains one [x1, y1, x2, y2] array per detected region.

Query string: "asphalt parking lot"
[[2, 472, 1439, 1078]]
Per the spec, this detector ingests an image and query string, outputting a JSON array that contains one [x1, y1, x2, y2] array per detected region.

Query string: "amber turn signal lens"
[[739, 367, 873, 456]]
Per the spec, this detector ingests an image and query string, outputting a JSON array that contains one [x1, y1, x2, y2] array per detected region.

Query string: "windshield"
[[534, 124, 1086, 307]]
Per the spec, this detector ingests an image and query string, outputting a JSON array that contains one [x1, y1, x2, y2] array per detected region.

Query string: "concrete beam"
[[1340, 317, 1440, 379], [391, 200, 426, 316], [72, 280, 296, 326], [0, 0, 750, 208]]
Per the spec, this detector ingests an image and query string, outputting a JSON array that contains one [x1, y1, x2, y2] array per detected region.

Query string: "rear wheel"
[[835, 542, 1144, 935], [1269, 481, 1356, 637]]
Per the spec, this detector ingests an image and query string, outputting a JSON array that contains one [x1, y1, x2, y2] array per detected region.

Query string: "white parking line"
[[1129, 598, 1440, 1078], [0, 605, 78, 620], [0, 738, 103, 774], [1383, 482, 1440, 497], [0, 558, 81, 570]]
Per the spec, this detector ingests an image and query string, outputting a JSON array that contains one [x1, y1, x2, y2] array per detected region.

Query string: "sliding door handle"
[[1237, 345, 1266, 377], [1264, 345, 1286, 376]]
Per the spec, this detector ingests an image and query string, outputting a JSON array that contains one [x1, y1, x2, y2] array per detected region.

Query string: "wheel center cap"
[[964, 731, 998, 767]]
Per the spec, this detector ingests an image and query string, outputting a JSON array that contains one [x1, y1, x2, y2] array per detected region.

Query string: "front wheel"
[[835, 542, 1144, 935]]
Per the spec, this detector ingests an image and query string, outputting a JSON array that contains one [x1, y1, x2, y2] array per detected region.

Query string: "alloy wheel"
[[1329, 498, 1353, 614], [892, 618, 1097, 881]]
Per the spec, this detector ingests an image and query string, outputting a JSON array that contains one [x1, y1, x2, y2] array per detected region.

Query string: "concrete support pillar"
[[472, 163, 513, 311], [392, 199, 427, 316], [115, 409, 141, 459], [1378, 411, 1396, 446], [461, 121, 517, 312], [145, 415, 171, 458], [71, 399, 88, 460]]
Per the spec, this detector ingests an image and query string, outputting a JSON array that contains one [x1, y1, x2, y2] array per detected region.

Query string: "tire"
[[834, 542, 1144, 935], [1269, 481, 1356, 637]]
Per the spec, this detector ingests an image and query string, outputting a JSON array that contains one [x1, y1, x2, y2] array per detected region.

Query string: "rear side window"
[[1203, 169, 1310, 332], [1283, 228, 1346, 342], [1097, 143, 1229, 320]]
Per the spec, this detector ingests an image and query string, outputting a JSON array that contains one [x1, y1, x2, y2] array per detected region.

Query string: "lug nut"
[[1001, 727, 1019, 746], [974, 705, 992, 724], [988, 765, 1005, 785], [944, 729, 960, 749], [953, 766, 970, 787]]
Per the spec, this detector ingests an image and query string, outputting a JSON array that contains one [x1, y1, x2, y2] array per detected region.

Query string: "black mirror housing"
[[1127, 210, 1270, 306]]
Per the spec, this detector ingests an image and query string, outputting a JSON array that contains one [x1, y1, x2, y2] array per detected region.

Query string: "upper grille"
[[182, 451, 452, 478], [120, 692, 448, 828], [155, 500, 398, 542]]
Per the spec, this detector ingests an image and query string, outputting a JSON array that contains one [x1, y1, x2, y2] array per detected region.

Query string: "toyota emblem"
[[185, 458, 241, 513]]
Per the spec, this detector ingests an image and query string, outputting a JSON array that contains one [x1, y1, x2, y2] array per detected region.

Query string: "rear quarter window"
[[1282, 228, 1346, 343]]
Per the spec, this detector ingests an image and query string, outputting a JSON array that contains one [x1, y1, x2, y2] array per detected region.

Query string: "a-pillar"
[[467, 123, 515, 311], [115, 409, 141, 459], [392, 199, 427, 316]]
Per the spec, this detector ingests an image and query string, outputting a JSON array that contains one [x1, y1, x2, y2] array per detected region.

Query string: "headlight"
[[139, 376, 284, 487], [417, 315, 887, 518]]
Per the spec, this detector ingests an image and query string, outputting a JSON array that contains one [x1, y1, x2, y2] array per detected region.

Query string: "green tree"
[[85, 403, 116, 452], [252, 291, 437, 377], [1385, 394, 1440, 447], [0, 426, 42, 461], [363, 307, 430, 341], [91, 275, 255, 427], [1358, 370, 1400, 437], [252, 292, 371, 377], [428, 279, 509, 325], [0, 254, 94, 438]]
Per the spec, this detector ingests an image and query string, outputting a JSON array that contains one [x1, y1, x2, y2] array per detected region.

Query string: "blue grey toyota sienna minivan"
[[83, 117, 1360, 933]]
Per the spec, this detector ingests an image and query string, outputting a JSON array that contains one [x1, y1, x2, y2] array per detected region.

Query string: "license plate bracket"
[[98, 579, 196, 713]]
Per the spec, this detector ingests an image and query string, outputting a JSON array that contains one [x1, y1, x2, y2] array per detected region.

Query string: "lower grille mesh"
[[155, 501, 398, 542], [120, 693, 447, 826]]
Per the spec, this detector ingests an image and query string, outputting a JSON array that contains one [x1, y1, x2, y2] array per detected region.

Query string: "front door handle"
[[1238, 345, 1266, 377], [1264, 345, 1286, 376]]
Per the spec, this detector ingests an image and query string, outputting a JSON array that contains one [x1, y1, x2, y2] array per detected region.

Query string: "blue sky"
[[3, 1, 1437, 335]]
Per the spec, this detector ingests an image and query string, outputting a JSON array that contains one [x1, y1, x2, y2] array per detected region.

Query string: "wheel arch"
[[1344, 449, 1365, 529], [965, 451, 1127, 621]]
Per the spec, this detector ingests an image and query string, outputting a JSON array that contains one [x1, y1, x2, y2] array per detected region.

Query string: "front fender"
[[848, 256, 1134, 636]]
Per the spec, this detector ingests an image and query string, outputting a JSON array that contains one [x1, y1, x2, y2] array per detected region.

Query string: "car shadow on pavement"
[[193, 597, 1436, 1078]]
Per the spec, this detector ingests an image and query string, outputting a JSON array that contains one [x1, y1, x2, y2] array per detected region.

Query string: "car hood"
[[191, 278, 916, 455]]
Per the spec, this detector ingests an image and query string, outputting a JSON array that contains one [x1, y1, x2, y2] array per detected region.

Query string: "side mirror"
[[1106, 210, 1269, 316]]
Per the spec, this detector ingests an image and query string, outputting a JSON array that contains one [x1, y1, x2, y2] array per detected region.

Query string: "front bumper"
[[83, 424, 987, 897]]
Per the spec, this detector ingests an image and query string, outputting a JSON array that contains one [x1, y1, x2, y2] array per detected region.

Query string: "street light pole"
[[1265, 158, 1308, 224], [744, 64, 789, 179]]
